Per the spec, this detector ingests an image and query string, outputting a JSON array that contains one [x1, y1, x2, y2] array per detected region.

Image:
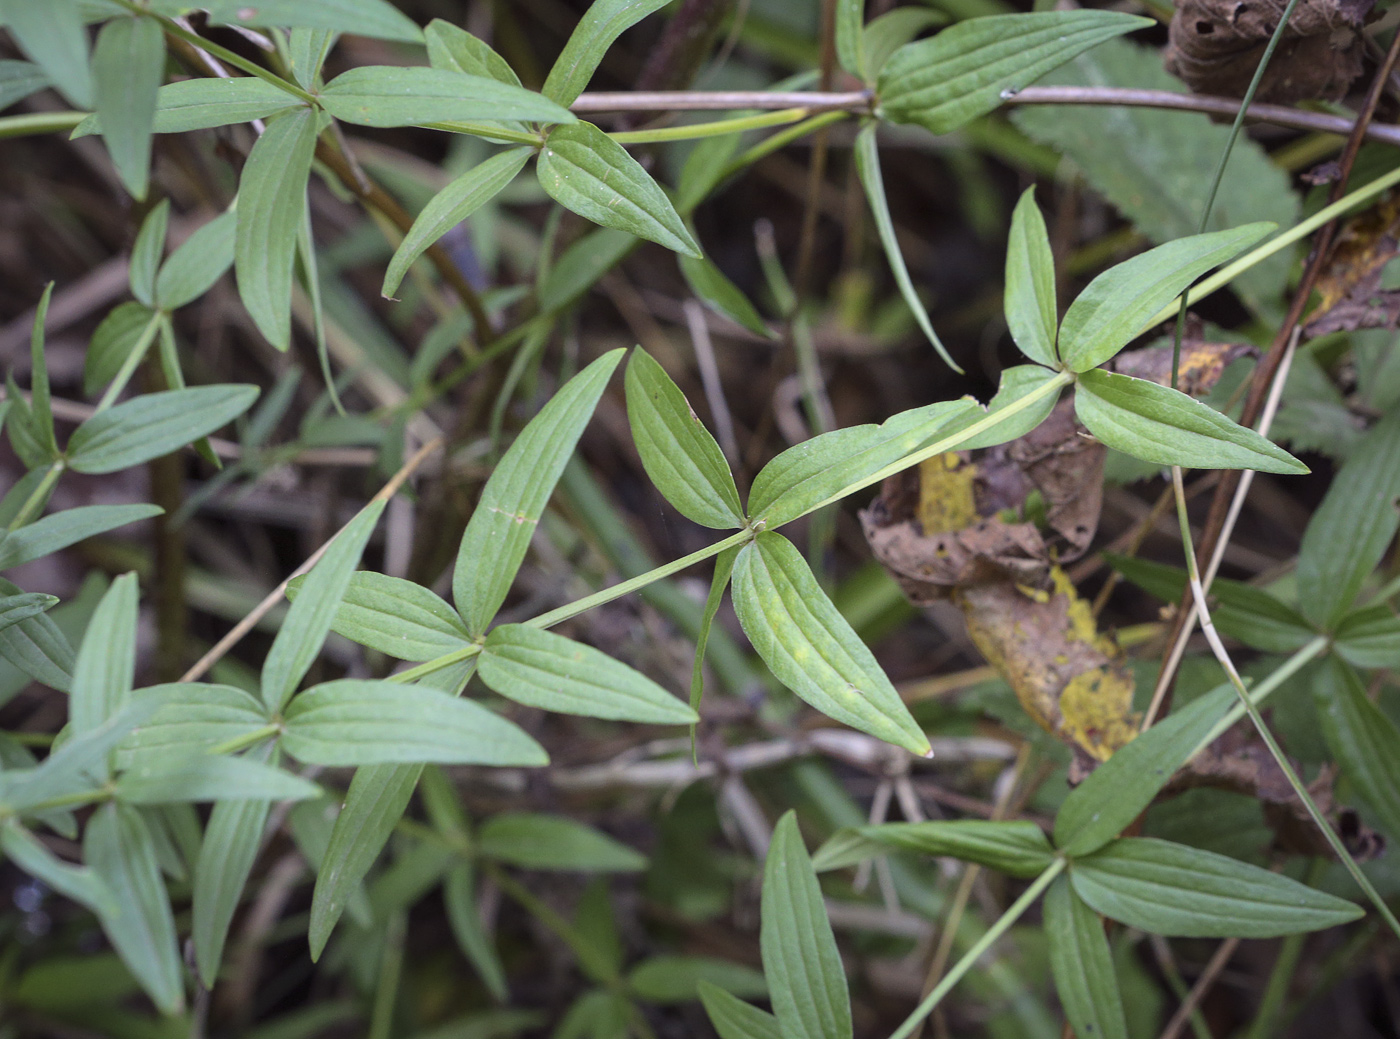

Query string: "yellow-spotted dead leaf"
[[1109, 323, 1255, 397], [1303, 191, 1400, 338], [863, 400, 1137, 772]]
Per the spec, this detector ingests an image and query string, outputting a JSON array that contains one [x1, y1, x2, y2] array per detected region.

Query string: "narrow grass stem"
[[7, 462, 63, 532], [887, 858, 1067, 1039], [609, 108, 812, 144], [1170, 468, 1400, 940]]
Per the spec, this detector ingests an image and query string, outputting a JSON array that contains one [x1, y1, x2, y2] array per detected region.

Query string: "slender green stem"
[[94, 311, 164, 414], [610, 107, 811, 144], [424, 121, 543, 146], [368, 910, 406, 1039], [8, 462, 64, 531], [1365, 568, 1400, 606], [723, 110, 848, 178], [1149, 161, 1400, 328], [1192, 636, 1328, 752], [1169, 469, 1400, 940], [390, 642, 482, 684], [887, 858, 1067, 1039], [206, 723, 281, 756], [24, 785, 114, 815], [111, 0, 318, 105], [0, 112, 87, 138]]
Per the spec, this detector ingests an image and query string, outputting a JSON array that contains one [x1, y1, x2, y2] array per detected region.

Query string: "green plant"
[[1, 0, 1398, 1037]]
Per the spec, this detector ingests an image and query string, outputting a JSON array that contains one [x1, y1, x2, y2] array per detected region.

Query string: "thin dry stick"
[[1159, 937, 1242, 1039], [683, 299, 741, 465], [179, 437, 444, 683]]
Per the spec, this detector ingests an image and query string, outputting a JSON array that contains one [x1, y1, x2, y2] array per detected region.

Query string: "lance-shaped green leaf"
[[454, 349, 623, 635], [67, 385, 259, 474], [69, 573, 139, 738], [1315, 657, 1400, 840], [321, 66, 573, 128], [0, 505, 162, 571], [261, 500, 385, 712], [952, 363, 1062, 450], [878, 11, 1150, 134], [1005, 187, 1058, 368], [1071, 837, 1363, 937], [2, 701, 155, 814], [748, 399, 976, 528], [2, 823, 114, 913], [0, 594, 57, 636], [75, 77, 304, 139], [27, 282, 57, 460], [282, 679, 548, 767], [383, 146, 531, 298], [0, 577, 74, 692], [1332, 604, 1400, 669], [192, 743, 279, 987], [444, 861, 509, 1002], [155, 208, 236, 311], [0, 59, 50, 110], [115, 752, 320, 804], [692, 546, 739, 724], [733, 532, 928, 755], [699, 982, 782, 1039], [1046, 876, 1128, 1039], [540, 227, 637, 313], [1074, 369, 1306, 474], [1297, 413, 1400, 629], [201, 0, 424, 42], [235, 105, 317, 350], [293, 569, 471, 662], [1055, 685, 1232, 857], [478, 813, 647, 872], [426, 18, 520, 85], [92, 16, 163, 200], [761, 811, 851, 1039], [538, 121, 701, 257], [0, 0, 91, 108], [84, 303, 160, 396], [1059, 223, 1272, 372], [624, 348, 744, 529], [287, 27, 336, 89], [129, 201, 168, 308], [85, 803, 183, 1014], [543, 0, 673, 106], [480, 624, 696, 724], [679, 252, 773, 339], [815, 819, 1055, 876], [854, 124, 959, 372], [836, 0, 866, 79], [116, 683, 270, 766], [630, 957, 768, 1004]]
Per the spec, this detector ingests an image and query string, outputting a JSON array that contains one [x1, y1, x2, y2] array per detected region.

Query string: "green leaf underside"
[[1071, 837, 1364, 937], [1315, 658, 1400, 840], [629, 957, 768, 1004], [0, 60, 49, 112], [477, 813, 647, 871], [836, 0, 866, 79], [624, 348, 745, 529], [383, 146, 531, 298], [234, 106, 318, 350], [1332, 604, 1400, 669], [748, 399, 977, 527], [679, 252, 773, 338], [74, 78, 301, 139], [537, 121, 701, 257], [261, 500, 385, 711], [480, 624, 697, 724], [854, 124, 959, 371], [67, 385, 259, 474], [699, 982, 783, 1039], [542, 0, 674, 107], [193, 793, 272, 986], [0, 504, 161, 571], [0, 0, 92, 109], [878, 11, 1151, 134], [1, 823, 112, 913], [453, 349, 623, 636], [693, 545, 740, 722], [0, 595, 57, 636], [306, 569, 470, 661], [84, 803, 183, 1014], [1056, 685, 1233, 857], [155, 209, 237, 310], [321, 66, 574, 127], [69, 574, 138, 737], [1074, 369, 1306, 474], [114, 753, 320, 804], [732, 532, 928, 755], [444, 861, 509, 1001], [129, 201, 168, 307], [761, 813, 852, 1039], [1058, 223, 1272, 372], [1046, 876, 1129, 1039], [92, 16, 163, 199], [953, 364, 1062, 450], [282, 679, 547, 767], [817, 819, 1055, 876], [1004, 187, 1058, 368], [426, 18, 522, 88]]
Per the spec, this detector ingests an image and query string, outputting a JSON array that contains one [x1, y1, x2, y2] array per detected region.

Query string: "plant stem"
[[207, 724, 282, 757], [8, 462, 64, 531], [887, 858, 1067, 1039], [724, 110, 849, 176], [609, 107, 812, 144], [0, 112, 87, 138]]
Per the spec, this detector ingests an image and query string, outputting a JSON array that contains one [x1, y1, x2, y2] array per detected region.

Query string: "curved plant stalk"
[[1168, 466, 1400, 941]]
